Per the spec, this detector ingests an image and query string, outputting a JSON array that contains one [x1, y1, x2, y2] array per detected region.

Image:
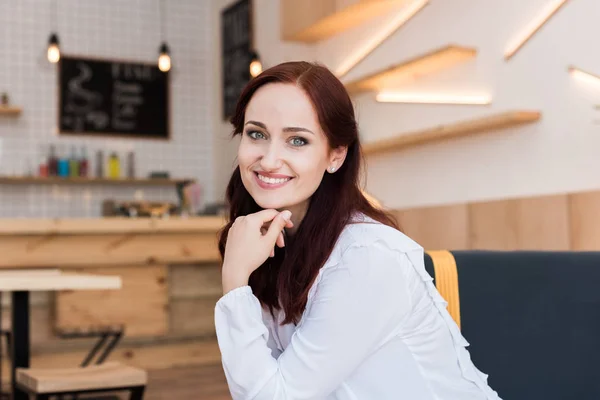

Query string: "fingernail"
[[281, 210, 292, 221]]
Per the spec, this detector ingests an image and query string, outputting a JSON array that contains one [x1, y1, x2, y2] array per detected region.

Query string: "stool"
[[15, 362, 147, 400]]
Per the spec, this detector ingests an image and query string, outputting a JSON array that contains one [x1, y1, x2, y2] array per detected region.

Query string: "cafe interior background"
[[0, 0, 599, 399]]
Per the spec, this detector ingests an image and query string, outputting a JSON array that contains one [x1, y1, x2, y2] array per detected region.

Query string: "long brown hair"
[[218, 61, 399, 324]]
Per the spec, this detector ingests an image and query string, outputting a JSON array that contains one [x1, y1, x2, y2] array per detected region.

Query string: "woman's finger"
[[276, 231, 284, 248], [266, 211, 292, 244], [250, 209, 280, 225]]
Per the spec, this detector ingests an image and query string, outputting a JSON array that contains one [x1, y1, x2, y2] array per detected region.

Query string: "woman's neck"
[[281, 201, 308, 236]]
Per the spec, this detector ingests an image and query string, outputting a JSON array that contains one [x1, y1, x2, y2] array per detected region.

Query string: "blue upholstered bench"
[[424, 251, 600, 400]]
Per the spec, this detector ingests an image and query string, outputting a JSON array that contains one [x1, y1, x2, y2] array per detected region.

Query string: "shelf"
[[363, 110, 542, 155], [0, 106, 22, 116], [281, 0, 409, 43], [0, 176, 194, 186], [344, 45, 477, 94]]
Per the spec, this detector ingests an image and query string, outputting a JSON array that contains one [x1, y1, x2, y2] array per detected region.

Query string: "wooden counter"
[[0, 216, 226, 268], [0, 216, 228, 365], [0, 216, 225, 235]]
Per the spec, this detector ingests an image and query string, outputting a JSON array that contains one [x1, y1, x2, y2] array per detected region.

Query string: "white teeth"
[[257, 174, 291, 184]]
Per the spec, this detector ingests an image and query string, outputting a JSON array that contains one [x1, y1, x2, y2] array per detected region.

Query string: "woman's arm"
[[215, 241, 412, 399]]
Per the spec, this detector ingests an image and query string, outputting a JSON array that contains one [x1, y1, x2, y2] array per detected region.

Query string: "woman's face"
[[238, 83, 346, 222]]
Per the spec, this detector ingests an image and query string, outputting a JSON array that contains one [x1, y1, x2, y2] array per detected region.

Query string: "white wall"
[[0, 0, 213, 217], [213, 0, 600, 210]]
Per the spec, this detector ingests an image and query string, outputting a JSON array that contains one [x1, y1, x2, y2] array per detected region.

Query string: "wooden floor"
[[145, 363, 231, 400]]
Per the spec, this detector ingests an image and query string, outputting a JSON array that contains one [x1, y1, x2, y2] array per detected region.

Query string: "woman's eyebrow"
[[245, 121, 314, 135], [283, 126, 314, 135], [245, 120, 267, 129]]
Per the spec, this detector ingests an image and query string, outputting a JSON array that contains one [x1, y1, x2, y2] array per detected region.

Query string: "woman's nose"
[[260, 144, 283, 171]]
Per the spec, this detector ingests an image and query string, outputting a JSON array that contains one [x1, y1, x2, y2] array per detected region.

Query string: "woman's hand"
[[222, 209, 293, 294]]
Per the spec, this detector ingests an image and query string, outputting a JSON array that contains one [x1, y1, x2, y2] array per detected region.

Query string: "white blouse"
[[214, 213, 502, 400]]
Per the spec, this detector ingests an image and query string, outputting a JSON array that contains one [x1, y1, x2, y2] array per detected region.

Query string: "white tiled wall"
[[0, 0, 213, 218]]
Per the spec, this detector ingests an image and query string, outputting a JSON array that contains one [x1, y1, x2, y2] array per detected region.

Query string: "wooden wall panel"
[[170, 264, 222, 299], [170, 297, 220, 337], [469, 195, 570, 250], [56, 265, 168, 337], [393, 204, 469, 250], [514, 195, 570, 250], [468, 199, 518, 250], [569, 190, 600, 250]]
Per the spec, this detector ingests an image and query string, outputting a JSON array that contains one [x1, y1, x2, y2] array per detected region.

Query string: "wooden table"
[[0, 269, 121, 400]]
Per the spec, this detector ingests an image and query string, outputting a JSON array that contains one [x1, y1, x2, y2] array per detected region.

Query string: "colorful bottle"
[[48, 144, 58, 176], [69, 145, 80, 177], [108, 152, 120, 179], [79, 146, 89, 177], [126, 151, 135, 178], [57, 145, 70, 177], [96, 150, 104, 178]]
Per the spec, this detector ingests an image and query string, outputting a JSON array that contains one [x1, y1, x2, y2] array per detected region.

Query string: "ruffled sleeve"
[[214, 240, 412, 400]]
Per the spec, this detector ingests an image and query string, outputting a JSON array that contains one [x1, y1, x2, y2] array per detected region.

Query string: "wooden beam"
[[363, 110, 541, 155], [0, 106, 22, 116], [344, 45, 477, 94], [504, 0, 569, 61], [281, 0, 409, 43]]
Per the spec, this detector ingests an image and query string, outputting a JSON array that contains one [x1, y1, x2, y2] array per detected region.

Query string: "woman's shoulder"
[[326, 212, 423, 268]]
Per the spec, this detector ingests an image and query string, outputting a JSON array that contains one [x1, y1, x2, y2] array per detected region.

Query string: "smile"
[[254, 172, 293, 189]]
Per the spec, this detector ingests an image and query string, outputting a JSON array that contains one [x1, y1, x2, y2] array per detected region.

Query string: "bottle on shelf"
[[48, 144, 58, 176], [126, 151, 135, 178], [79, 146, 89, 177], [69, 145, 80, 177], [96, 150, 104, 178], [57, 145, 70, 178], [108, 152, 120, 179], [38, 153, 48, 177]]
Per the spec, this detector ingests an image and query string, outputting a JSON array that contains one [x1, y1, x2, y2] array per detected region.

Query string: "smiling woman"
[[214, 61, 502, 400], [237, 82, 348, 225]]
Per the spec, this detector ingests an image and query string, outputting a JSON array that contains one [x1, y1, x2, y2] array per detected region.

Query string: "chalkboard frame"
[[57, 53, 171, 141], [221, 0, 254, 121]]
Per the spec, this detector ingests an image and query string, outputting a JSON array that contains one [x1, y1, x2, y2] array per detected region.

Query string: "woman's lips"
[[254, 172, 293, 190]]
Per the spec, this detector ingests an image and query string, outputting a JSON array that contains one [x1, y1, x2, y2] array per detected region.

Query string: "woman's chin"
[[255, 198, 290, 210]]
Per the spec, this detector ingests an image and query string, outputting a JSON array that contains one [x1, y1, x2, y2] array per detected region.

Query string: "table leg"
[[11, 291, 29, 400]]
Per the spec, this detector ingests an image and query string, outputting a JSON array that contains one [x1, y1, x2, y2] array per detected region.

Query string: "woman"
[[215, 61, 501, 400]]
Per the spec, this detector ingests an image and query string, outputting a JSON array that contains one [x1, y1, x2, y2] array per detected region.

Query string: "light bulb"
[[250, 59, 262, 78], [47, 33, 60, 63], [158, 42, 171, 72], [47, 44, 60, 63], [158, 53, 171, 72]]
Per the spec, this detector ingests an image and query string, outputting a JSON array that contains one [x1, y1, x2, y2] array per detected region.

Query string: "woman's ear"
[[328, 146, 348, 172]]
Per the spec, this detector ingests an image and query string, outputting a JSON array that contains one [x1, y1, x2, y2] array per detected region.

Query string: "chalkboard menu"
[[58, 55, 169, 139], [221, 0, 252, 120]]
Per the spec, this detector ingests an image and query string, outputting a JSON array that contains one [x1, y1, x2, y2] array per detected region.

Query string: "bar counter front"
[[0, 216, 228, 377]]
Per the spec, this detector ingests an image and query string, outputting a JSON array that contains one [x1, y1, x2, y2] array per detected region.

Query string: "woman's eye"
[[290, 137, 308, 147], [247, 130, 265, 140]]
